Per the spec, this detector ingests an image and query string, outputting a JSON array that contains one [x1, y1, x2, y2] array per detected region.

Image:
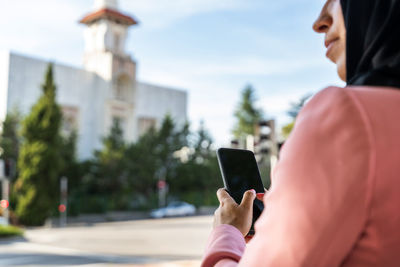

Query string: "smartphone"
[[216, 148, 265, 236]]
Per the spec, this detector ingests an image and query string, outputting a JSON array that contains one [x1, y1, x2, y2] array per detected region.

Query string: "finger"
[[256, 193, 265, 201], [240, 189, 256, 209], [216, 188, 235, 204]]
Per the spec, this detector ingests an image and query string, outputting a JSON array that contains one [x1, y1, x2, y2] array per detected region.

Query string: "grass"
[[0, 225, 24, 238]]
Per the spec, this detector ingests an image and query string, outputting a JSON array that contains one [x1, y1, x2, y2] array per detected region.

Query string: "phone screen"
[[217, 148, 265, 235]]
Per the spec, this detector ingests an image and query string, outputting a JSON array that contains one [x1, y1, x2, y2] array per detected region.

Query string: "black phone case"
[[216, 148, 265, 236]]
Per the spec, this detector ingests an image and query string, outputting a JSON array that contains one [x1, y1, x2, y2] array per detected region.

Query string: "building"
[[0, 0, 188, 159]]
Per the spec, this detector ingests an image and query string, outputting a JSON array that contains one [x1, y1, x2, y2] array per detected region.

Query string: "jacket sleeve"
[[201, 86, 374, 267]]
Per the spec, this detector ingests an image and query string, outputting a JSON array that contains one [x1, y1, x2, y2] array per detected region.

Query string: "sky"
[[0, 0, 344, 146]]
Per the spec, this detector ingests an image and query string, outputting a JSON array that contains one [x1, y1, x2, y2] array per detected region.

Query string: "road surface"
[[0, 215, 214, 266]]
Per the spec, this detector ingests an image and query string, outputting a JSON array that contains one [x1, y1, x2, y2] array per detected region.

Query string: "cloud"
[[190, 57, 327, 77], [120, 0, 314, 30], [121, 0, 255, 29], [138, 55, 328, 90], [0, 0, 87, 65], [0, 0, 338, 146]]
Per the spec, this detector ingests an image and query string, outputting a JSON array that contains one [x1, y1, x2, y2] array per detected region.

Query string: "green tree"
[[287, 93, 312, 119], [281, 121, 295, 139], [232, 85, 263, 140], [93, 119, 128, 208], [59, 131, 82, 190], [14, 64, 64, 226], [282, 93, 312, 139], [125, 115, 189, 208], [125, 126, 159, 205], [172, 121, 221, 206], [0, 110, 21, 179], [192, 120, 213, 162], [156, 115, 189, 178], [67, 119, 128, 214]]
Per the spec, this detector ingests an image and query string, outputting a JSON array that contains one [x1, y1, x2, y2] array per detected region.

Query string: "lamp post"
[[59, 177, 68, 227], [157, 167, 168, 208], [0, 160, 10, 226]]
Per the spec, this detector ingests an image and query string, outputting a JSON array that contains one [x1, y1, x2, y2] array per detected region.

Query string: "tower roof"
[[80, 8, 138, 26]]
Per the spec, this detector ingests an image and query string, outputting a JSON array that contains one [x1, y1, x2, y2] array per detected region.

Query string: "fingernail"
[[251, 189, 256, 195], [256, 193, 265, 198]]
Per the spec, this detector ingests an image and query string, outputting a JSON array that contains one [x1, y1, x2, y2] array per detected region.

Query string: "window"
[[114, 75, 130, 101], [61, 106, 79, 136], [114, 33, 121, 52]]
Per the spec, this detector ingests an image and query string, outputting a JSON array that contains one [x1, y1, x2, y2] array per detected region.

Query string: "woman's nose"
[[313, 13, 332, 33]]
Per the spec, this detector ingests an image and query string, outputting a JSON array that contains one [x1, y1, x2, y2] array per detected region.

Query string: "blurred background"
[[0, 0, 343, 266]]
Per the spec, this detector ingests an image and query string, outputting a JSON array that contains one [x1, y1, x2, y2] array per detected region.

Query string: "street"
[[0, 215, 214, 266]]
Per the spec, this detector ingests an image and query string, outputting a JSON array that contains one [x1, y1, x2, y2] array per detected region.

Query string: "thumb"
[[240, 189, 256, 209]]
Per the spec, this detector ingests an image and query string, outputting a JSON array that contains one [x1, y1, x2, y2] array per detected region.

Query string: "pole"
[[0, 160, 9, 225], [157, 167, 167, 208], [246, 135, 255, 152], [60, 177, 68, 227], [2, 179, 9, 226]]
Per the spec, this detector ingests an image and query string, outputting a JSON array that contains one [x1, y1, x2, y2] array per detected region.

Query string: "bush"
[[68, 192, 110, 216], [0, 225, 23, 238]]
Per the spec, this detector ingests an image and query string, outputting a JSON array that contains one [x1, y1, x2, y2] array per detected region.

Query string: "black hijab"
[[340, 0, 400, 88]]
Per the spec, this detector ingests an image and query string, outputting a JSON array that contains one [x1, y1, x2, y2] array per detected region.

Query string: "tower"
[[80, 0, 139, 141], [79, 0, 138, 81]]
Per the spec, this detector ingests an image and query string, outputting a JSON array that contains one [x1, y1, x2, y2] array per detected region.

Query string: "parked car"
[[150, 201, 196, 218]]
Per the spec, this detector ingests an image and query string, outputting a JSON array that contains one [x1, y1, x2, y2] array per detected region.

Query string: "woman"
[[202, 0, 400, 266]]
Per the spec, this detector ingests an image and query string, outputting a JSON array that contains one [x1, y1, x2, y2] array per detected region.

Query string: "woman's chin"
[[338, 69, 346, 82], [336, 59, 347, 82]]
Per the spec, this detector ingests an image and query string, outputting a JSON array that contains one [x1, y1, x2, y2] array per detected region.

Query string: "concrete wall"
[[136, 82, 188, 134], [0, 51, 10, 125], [4, 52, 188, 159], [7, 52, 109, 159]]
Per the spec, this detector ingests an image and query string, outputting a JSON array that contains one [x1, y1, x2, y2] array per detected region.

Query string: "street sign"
[[157, 180, 166, 189], [58, 204, 66, 213], [1, 200, 9, 209]]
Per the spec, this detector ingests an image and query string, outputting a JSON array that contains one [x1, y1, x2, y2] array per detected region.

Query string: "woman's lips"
[[325, 38, 339, 58]]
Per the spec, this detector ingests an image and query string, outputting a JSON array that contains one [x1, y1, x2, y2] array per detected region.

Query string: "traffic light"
[[0, 159, 16, 179], [4, 159, 15, 179]]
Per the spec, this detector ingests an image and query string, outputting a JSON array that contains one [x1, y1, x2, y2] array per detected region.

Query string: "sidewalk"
[[46, 207, 217, 227]]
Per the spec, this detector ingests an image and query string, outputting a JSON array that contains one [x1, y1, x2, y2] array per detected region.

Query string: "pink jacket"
[[202, 86, 400, 266]]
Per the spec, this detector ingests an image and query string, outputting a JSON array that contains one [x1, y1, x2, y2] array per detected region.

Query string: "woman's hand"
[[213, 188, 257, 236]]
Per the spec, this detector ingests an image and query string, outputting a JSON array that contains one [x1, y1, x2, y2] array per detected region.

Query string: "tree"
[[0, 110, 21, 179], [282, 93, 312, 139], [90, 119, 128, 208], [232, 85, 263, 140], [281, 121, 295, 139], [172, 121, 221, 206], [13, 64, 64, 226], [287, 93, 313, 119], [59, 131, 81, 189], [125, 126, 159, 204], [192, 120, 214, 163], [155, 115, 189, 178]]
